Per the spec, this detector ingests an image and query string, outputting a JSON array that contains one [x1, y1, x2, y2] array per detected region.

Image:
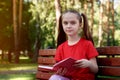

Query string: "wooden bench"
[[36, 46, 120, 80]]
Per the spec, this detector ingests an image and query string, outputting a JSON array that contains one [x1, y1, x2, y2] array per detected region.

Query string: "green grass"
[[0, 56, 38, 80], [98, 75, 120, 79], [0, 56, 38, 71], [0, 63, 37, 80], [0, 74, 36, 80], [0, 63, 37, 71]]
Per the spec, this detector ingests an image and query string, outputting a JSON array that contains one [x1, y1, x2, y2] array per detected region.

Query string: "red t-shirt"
[[55, 38, 98, 80]]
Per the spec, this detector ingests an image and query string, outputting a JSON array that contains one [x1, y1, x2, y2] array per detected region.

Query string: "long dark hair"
[[57, 10, 94, 47]]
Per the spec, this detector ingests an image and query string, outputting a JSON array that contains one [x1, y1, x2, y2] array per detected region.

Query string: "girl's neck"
[[68, 35, 80, 46]]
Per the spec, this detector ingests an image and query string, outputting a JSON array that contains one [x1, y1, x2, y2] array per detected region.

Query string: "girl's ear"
[[79, 23, 83, 28], [78, 23, 83, 36]]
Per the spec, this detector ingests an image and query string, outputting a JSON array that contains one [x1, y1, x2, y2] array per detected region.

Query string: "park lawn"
[[0, 56, 38, 71], [0, 63, 37, 71], [0, 56, 38, 80], [0, 73, 36, 80], [0, 63, 37, 80]]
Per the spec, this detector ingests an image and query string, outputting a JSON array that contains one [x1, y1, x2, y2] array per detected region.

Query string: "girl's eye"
[[71, 21, 76, 25], [63, 21, 68, 25]]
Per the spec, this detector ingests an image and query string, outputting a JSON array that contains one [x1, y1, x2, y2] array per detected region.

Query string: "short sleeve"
[[55, 45, 63, 62], [87, 42, 98, 59]]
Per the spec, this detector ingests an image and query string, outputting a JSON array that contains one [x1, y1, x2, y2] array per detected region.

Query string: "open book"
[[39, 57, 76, 76]]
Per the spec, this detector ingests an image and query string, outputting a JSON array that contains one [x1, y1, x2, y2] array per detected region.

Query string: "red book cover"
[[53, 57, 76, 71], [39, 57, 76, 76]]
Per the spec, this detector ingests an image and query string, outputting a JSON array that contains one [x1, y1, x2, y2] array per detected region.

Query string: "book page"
[[39, 65, 53, 70]]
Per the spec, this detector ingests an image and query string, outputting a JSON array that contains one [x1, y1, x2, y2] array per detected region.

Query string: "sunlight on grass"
[[0, 56, 37, 71], [20, 56, 29, 59], [10, 78, 33, 80], [10, 78, 32, 80], [0, 74, 35, 80], [0, 63, 37, 71], [0, 53, 37, 80]]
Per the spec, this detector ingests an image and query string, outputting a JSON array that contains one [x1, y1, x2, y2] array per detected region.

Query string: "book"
[[39, 57, 76, 74]]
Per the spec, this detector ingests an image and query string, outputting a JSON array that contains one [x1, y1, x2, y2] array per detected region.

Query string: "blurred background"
[[0, 0, 120, 80]]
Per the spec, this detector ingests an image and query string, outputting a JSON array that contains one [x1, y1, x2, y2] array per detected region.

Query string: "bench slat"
[[97, 78, 120, 80], [39, 49, 56, 56], [96, 46, 120, 55], [98, 67, 120, 76], [38, 57, 55, 65], [38, 67, 53, 72], [36, 71, 53, 80], [97, 58, 120, 66]]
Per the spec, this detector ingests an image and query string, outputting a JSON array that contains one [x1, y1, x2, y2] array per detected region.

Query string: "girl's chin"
[[67, 34, 74, 36]]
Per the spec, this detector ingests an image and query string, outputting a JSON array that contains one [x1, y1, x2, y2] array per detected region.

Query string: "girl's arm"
[[88, 58, 98, 73], [74, 57, 98, 73]]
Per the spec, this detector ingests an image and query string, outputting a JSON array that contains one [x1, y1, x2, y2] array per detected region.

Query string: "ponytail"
[[81, 13, 94, 45], [57, 15, 66, 47]]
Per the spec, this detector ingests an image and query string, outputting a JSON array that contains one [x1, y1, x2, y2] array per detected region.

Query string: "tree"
[[89, 0, 94, 35], [13, 0, 19, 63], [106, 0, 110, 46], [55, 0, 61, 40], [18, 0, 23, 46], [98, 0, 104, 47], [111, 0, 115, 45]]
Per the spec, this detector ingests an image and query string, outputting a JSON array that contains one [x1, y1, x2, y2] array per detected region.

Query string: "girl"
[[49, 9, 98, 80]]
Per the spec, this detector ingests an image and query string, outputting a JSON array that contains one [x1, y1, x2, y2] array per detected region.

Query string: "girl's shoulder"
[[80, 38, 93, 45], [57, 41, 67, 48], [81, 38, 91, 42]]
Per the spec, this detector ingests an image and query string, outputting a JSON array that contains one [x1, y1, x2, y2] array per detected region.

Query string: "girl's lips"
[[66, 29, 73, 32]]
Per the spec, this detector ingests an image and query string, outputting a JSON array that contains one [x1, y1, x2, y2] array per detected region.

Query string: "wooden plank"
[[97, 78, 120, 80], [38, 67, 53, 72], [38, 57, 55, 65], [97, 58, 120, 66], [98, 67, 120, 76], [96, 46, 120, 55], [39, 49, 56, 56], [36, 71, 53, 80]]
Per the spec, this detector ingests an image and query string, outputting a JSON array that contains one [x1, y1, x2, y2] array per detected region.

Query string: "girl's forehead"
[[62, 12, 78, 20]]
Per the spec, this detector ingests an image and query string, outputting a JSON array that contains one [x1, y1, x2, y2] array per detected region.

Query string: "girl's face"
[[62, 12, 81, 37]]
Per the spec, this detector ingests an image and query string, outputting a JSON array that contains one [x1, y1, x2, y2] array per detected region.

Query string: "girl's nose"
[[67, 23, 71, 28]]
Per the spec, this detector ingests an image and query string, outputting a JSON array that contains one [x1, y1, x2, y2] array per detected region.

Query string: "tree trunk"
[[8, 50, 12, 62], [13, 0, 19, 63], [18, 0, 23, 50], [55, 0, 61, 40], [84, 1, 87, 14], [90, 0, 94, 35], [32, 1, 41, 62], [111, 0, 115, 45], [106, 0, 110, 46], [98, 1, 104, 47]]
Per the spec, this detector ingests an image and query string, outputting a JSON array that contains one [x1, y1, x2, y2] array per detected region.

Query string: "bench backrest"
[[96, 46, 120, 80], [36, 46, 120, 80], [36, 49, 56, 80]]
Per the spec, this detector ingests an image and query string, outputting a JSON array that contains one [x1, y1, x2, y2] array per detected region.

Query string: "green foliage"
[[0, 0, 120, 52], [29, 0, 56, 49]]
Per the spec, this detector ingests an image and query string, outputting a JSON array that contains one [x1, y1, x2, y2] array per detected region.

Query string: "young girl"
[[49, 9, 98, 80]]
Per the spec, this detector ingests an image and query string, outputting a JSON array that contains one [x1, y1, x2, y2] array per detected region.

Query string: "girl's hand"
[[74, 59, 91, 68], [56, 67, 68, 75]]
